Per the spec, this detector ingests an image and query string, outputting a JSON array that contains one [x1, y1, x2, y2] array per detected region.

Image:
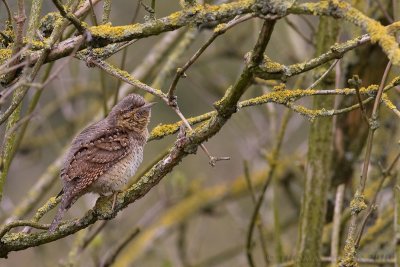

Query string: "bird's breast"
[[90, 146, 144, 195]]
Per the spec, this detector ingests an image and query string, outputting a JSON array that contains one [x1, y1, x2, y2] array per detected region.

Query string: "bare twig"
[[360, 62, 392, 192], [88, 0, 99, 26], [0, 46, 29, 74], [0, 221, 49, 239], [100, 228, 141, 267], [0, 0, 12, 24], [298, 15, 315, 35], [0, 60, 29, 77], [340, 61, 393, 266], [152, 27, 198, 91], [167, 14, 254, 104], [331, 184, 345, 265], [243, 161, 269, 265], [113, 0, 141, 105], [52, 0, 86, 34], [307, 59, 339, 89], [246, 105, 288, 267], [374, 0, 394, 23], [171, 105, 230, 166], [284, 17, 314, 46], [85, 58, 164, 97], [3, 0, 26, 84], [349, 75, 369, 123], [355, 151, 400, 246], [64, 221, 108, 265]]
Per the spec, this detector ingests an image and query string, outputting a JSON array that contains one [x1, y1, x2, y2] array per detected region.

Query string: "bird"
[[49, 94, 154, 232]]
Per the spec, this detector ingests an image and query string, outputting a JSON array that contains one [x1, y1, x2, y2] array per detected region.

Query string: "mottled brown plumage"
[[49, 94, 154, 232]]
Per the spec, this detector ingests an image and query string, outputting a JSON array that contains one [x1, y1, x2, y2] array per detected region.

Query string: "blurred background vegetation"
[[0, 0, 399, 266]]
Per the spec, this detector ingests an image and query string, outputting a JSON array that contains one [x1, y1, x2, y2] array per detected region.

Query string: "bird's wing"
[[61, 128, 131, 193]]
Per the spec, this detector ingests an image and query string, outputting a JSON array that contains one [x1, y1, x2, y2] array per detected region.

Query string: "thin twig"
[[382, 94, 400, 119], [3, 0, 26, 84], [0, 0, 12, 24], [81, 221, 108, 251], [113, 0, 141, 105], [360, 61, 392, 192], [255, 34, 371, 80], [298, 15, 315, 35], [246, 57, 288, 264], [31, 196, 61, 224], [307, 59, 339, 89], [0, 60, 29, 76], [85, 58, 164, 97], [100, 228, 140, 267], [52, 0, 86, 34], [177, 223, 190, 267], [284, 17, 314, 46], [88, 0, 99, 26], [173, 105, 231, 166], [246, 110, 289, 267], [243, 161, 269, 265], [374, 0, 394, 23], [348, 74, 369, 124], [152, 27, 198, 91], [0, 220, 49, 239], [90, 0, 109, 116], [355, 151, 400, 246], [0, 46, 29, 73], [0, 61, 32, 103], [340, 60, 393, 266], [330, 184, 345, 265], [167, 14, 255, 104], [64, 220, 108, 265]]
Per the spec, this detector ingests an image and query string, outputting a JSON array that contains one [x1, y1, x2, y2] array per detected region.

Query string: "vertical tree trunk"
[[296, 17, 339, 267]]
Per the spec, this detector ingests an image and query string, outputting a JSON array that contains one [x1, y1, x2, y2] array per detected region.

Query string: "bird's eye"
[[136, 109, 147, 117], [122, 106, 135, 114]]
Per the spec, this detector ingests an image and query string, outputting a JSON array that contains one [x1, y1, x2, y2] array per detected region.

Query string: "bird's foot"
[[111, 191, 122, 211]]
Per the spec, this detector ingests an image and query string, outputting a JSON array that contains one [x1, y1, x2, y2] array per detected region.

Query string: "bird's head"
[[110, 94, 155, 133]]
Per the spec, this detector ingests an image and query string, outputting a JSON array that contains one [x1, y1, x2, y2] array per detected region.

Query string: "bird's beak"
[[141, 102, 156, 109]]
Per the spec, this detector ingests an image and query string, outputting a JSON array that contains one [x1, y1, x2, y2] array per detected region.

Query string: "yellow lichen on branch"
[[0, 49, 12, 64], [290, 1, 400, 65], [367, 20, 400, 65], [90, 23, 141, 39]]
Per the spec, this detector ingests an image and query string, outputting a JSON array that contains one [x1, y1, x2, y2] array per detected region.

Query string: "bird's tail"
[[48, 206, 67, 232], [49, 192, 73, 232]]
